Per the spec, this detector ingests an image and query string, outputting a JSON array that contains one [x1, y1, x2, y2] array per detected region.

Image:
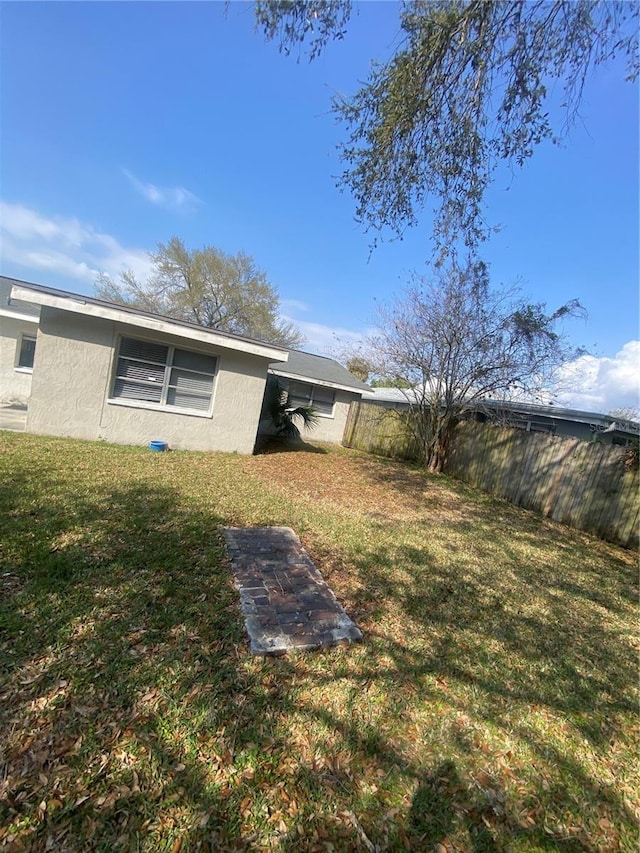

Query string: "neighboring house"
[[472, 399, 639, 446], [0, 276, 369, 453], [362, 387, 640, 447], [265, 349, 371, 444]]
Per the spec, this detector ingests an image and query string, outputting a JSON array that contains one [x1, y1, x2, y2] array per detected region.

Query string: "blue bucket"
[[149, 440, 168, 452]]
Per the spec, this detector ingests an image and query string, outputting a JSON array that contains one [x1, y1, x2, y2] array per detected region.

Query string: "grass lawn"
[[0, 433, 637, 852]]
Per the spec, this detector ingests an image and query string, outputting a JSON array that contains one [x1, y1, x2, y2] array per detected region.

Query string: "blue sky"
[[1, 2, 638, 412]]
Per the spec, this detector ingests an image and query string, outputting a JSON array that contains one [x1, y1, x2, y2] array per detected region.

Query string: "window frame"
[[15, 332, 37, 372], [287, 379, 336, 418], [108, 335, 218, 418]]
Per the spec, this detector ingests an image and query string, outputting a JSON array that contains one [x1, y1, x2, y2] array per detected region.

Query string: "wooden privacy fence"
[[343, 402, 639, 549]]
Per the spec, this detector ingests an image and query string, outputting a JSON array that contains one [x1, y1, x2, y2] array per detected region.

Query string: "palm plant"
[[263, 377, 319, 439]]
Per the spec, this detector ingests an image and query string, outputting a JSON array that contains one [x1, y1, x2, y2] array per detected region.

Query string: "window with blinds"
[[112, 337, 217, 413], [288, 380, 335, 416]]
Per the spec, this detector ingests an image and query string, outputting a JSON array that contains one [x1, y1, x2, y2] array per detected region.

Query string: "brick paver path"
[[223, 526, 362, 655]]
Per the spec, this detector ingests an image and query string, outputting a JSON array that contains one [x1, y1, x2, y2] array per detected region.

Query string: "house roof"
[[480, 398, 640, 436], [362, 386, 640, 436], [6, 276, 289, 362], [363, 387, 418, 404], [269, 349, 370, 394]]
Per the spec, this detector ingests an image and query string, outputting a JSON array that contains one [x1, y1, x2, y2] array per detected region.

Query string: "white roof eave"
[[12, 286, 288, 362], [268, 366, 364, 395], [0, 306, 40, 323]]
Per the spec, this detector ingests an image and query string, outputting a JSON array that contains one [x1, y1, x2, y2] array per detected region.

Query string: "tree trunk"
[[427, 441, 445, 474], [426, 425, 452, 474]]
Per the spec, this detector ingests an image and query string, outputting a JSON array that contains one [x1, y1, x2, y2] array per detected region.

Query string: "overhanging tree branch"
[[257, 0, 638, 256]]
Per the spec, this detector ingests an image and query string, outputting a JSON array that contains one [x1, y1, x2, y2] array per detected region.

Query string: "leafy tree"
[[261, 376, 319, 439], [346, 356, 371, 382], [256, 1, 638, 254], [369, 376, 412, 390], [95, 237, 304, 347], [361, 261, 586, 472]]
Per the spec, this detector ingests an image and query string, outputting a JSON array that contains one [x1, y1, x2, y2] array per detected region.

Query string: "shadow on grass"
[[1, 436, 637, 851], [0, 456, 255, 849], [345, 535, 637, 725], [254, 435, 328, 455], [410, 760, 495, 852]]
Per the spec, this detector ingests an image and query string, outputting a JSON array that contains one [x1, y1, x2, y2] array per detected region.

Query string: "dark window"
[[17, 334, 36, 370]]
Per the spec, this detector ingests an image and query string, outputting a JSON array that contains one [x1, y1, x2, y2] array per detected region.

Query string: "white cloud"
[[280, 298, 310, 314], [280, 312, 370, 356], [122, 169, 200, 214], [281, 307, 639, 413], [1, 203, 62, 242], [553, 341, 640, 414], [0, 200, 153, 285]]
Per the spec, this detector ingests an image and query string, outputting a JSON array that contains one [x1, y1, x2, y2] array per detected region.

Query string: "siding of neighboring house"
[[361, 391, 639, 447], [26, 307, 271, 454], [493, 415, 596, 441]]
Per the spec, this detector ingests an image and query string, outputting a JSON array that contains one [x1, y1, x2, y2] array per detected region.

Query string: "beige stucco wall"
[[26, 307, 270, 454], [0, 314, 39, 404], [298, 392, 358, 444]]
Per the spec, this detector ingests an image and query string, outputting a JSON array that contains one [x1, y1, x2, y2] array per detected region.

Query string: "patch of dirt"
[[246, 447, 469, 523]]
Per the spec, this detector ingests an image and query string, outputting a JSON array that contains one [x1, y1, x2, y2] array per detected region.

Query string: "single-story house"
[[470, 398, 639, 446], [362, 387, 640, 447], [0, 275, 368, 453]]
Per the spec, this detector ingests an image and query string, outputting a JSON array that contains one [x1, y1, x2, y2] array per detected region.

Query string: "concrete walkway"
[[0, 403, 27, 432], [223, 526, 362, 655]]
